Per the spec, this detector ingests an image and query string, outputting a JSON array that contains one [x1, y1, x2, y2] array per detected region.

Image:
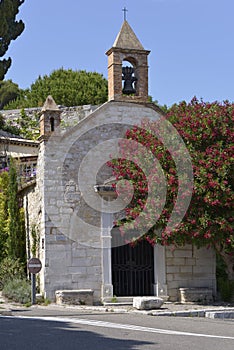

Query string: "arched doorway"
[[111, 227, 154, 296]]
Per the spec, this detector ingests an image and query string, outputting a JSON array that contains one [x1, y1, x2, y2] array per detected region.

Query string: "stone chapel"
[[23, 20, 216, 304]]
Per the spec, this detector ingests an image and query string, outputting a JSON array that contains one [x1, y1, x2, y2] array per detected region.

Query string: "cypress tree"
[[0, 0, 25, 80], [0, 170, 9, 262], [7, 159, 26, 264]]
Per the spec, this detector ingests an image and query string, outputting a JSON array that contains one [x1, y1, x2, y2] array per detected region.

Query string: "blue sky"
[[5, 0, 234, 106]]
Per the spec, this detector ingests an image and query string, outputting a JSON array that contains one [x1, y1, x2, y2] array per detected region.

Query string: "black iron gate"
[[111, 230, 154, 296]]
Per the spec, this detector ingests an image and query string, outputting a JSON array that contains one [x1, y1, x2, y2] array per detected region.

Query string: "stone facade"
[[165, 245, 216, 301], [22, 100, 217, 303], [0, 104, 98, 132], [32, 101, 163, 302], [14, 19, 217, 304]]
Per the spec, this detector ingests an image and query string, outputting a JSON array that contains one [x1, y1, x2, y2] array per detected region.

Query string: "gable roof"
[[41, 95, 60, 112], [113, 20, 145, 50]]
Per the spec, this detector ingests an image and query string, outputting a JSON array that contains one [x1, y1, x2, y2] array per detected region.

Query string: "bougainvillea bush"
[[108, 98, 234, 280]]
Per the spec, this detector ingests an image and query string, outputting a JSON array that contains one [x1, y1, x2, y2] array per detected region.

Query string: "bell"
[[122, 66, 137, 95]]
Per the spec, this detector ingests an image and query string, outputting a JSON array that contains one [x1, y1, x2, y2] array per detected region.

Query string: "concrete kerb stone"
[[29, 302, 234, 318], [0, 288, 234, 319], [1, 304, 234, 319], [0, 293, 12, 316], [149, 308, 234, 318], [149, 310, 206, 317], [0, 309, 12, 316], [205, 310, 234, 319]]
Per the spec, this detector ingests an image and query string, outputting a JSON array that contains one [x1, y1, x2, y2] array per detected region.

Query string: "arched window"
[[122, 57, 138, 95], [50, 117, 55, 132]]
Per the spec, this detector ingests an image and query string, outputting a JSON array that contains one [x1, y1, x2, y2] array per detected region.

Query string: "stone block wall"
[[1, 105, 98, 132], [165, 245, 216, 301], [21, 101, 217, 304], [38, 102, 162, 303], [43, 238, 102, 301]]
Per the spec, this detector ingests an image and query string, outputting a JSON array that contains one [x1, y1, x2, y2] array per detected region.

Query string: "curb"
[[35, 304, 234, 318], [205, 311, 234, 319], [0, 309, 12, 316], [149, 308, 234, 318], [0, 300, 234, 319], [149, 310, 205, 317]]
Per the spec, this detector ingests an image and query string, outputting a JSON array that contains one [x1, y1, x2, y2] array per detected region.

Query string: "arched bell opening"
[[122, 57, 138, 95]]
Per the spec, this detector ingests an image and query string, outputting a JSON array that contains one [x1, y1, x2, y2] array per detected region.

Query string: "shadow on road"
[[0, 316, 155, 350]]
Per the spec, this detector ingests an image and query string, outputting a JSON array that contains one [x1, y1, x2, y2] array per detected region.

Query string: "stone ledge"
[[55, 289, 94, 306], [179, 287, 213, 304], [133, 297, 164, 310]]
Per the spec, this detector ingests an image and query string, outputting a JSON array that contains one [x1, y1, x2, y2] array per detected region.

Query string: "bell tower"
[[39, 95, 61, 141], [106, 20, 150, 103]]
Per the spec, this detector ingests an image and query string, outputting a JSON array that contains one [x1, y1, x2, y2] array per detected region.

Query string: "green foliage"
[[0, 0, 25, 80], [217, 277, 234, 302], [0, 163, 26, 267], [6, 68, 108, 109], [0, 112, 20, 135], [151, 98, 169, 113], [110, 98, 234, 280], [111, 295, 118, 303], [7, 158, 19, 258], [7, 159, 26, 263], [216, 254, 234, 302], [0, 170, 9, 261], [0, 79, 21, 109], [0, 108, 39, 139], [16, 108, 40, 139], [36, 295, 51, 306], [31, 224, 39, 257], [0, 58, 11, 83], [43, 298, 51, 306], [0, 256, 25, 289], [2, 278, 31, 304]]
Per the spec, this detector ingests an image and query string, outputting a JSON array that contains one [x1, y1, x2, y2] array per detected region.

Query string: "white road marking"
[[5, 315, 234, 340]]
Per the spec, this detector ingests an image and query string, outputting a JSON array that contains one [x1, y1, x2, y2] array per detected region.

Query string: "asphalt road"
[[1, 309, 234, 350]]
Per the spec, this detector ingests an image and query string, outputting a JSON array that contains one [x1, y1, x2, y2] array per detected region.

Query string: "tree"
[[0, 169, 9, 262], [5, 68, 108, 109], [109, 98, 234, 281], [0, 0, 25, 80], [0, 111, 20, 135], [15, 108, 40, 139], [0, 79, 21, 108], [7, 158, 26, 263]]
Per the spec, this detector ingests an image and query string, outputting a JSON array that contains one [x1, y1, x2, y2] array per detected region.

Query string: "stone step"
[[103, 296, 133, 306], [103, 302, 133, 306]]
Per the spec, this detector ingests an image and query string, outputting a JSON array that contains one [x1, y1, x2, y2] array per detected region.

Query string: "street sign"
[[28, 258, 42, 305], [28, 257, 42, 274]]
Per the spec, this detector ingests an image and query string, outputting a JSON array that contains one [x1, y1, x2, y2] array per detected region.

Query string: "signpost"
[[28, 258, 42, 305]]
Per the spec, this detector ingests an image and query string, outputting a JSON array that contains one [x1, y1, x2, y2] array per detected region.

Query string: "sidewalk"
[[1, 292, 234, 319]]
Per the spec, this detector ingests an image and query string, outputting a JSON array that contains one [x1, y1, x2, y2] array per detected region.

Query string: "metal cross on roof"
[[122, 7, 128, 21]]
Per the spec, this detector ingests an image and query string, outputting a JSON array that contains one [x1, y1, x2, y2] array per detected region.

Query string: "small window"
[[50, 117, 55, 132]]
